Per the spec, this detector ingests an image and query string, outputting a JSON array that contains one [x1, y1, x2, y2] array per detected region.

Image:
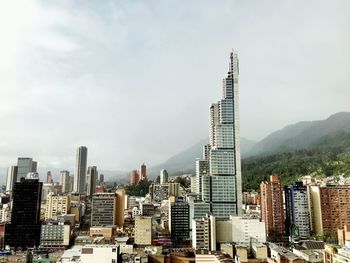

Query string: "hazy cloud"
[[0, 0, 349, 174]]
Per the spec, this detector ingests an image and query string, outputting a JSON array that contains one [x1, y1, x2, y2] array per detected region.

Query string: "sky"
[[0, 0, 349, 174]]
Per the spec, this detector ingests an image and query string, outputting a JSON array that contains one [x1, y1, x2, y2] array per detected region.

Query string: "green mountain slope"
[[242, 130, 350, 190]]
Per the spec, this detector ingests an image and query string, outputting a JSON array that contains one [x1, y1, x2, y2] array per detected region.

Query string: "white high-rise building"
[[160, 169, 168, 184], [73, 146, 88, 193], [6, 165, 18, 194], [196, 51, 242, 219]]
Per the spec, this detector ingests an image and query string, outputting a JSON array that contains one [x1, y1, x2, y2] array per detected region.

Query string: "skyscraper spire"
[[195, 51, 242, 218]]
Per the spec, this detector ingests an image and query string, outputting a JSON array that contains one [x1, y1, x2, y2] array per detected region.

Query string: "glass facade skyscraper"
[[195, 51, 242, 219]]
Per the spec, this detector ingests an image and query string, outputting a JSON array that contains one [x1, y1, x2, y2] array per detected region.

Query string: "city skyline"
[[0, 1, 349, 172]]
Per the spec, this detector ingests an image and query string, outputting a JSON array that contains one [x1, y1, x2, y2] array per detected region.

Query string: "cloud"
[[0, 0, 349, 177]]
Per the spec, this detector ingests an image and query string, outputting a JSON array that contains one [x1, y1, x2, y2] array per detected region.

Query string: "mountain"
[[242, 112, 350, 190], [247, 112, 350, 157], [149, 137, 257, 177]]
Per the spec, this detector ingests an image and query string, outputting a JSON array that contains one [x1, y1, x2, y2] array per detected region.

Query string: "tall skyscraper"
[[285, 182, 311, 239], [87, 166, 98, 196], [195, 51, 242, 219], [6, 165, 18, 194], [60, 170, 70, 193], [140, 163, 147, 181], [4, 177, 42, 249], [17, 157, 37, 180], [73, 146, 88, 193], [260, 175, 285, 241]]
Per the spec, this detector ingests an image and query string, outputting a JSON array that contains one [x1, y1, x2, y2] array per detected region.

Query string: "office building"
[[260, 175, 285, 241], [4, 177, 42, 249], [17, 157, 37, 180], [169, 199, 190, 243], [160, 169, 169, 184], [285, 182, 311, 239], [5, 165, 18, 195], [192, 214, 216, 251], [168, 182, 180, 197], [130, 170, 140, 185], [73, 146, 88, 193], [60, 170, 70, 193], [45, 193, 71, 220], [115, 188, 125, 227], [231, 215, 266, 244], [195, 51, 242, 219], [149, 183, 169, 202], [91, 193, 117, 226], [47, 171, 53, 183], [87, 166, 98, 196], [134, 216, 152, 245], [40, 219, 71, 248]]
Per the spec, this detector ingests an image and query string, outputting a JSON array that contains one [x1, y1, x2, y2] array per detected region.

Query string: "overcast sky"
[[0, 0, 349, 173]]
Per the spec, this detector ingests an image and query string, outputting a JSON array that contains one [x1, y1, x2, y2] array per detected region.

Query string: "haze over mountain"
[[246, 111, 350, 156]]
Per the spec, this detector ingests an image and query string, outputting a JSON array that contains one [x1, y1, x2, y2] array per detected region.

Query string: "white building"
[[192, 214, 216, 250], [231, 216, 266, 244], [57, 245, 119, 263]]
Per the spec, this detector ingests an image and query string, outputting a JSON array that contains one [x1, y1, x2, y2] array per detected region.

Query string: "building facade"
[[285, 182, 311, 239], [87, 166, 98, 196], [4, 177, 42, 249], [169, 199, 190, 243], [45, 193, 71, 220], [73, 146, 88, 193], [134, 216, 152, 245], [260, 175, 285, 241], [5, 165, 18, 195], [91, 193, 117, 226], [195, 51, 242, 219]]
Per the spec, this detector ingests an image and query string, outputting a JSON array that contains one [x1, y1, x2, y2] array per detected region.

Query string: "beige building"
[[116, 188, 125, 227], [45, 193, 71, 220], [134, 216, 152, 245], [89, 226, 116, 240]]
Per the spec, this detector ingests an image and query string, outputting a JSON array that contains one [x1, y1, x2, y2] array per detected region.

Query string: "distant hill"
[[242, 112, 350, 190], [247, 112, 350, 156], [149, 137, 257, 177]]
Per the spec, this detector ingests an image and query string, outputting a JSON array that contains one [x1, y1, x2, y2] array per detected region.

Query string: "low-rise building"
[[40, 219, 71, 248]]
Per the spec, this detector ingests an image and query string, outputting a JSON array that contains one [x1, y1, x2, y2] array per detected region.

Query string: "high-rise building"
[[192, 214, 216, 251], [45, 193, 71, 220], [169, 199, 190, 243], [285, 182, 311, 239], [59, 171, 70, 193], [320, 186, 350, 234], [91, 193, 117, 226], [140, 163, 147, 181], [130, 170, 140, 185], [115, 188, 125, 227], [17, 157, 37, 180], [99, 174, 104, 184], [47, 171, 53, 183], [6, 165, 18, 195], [160, 169, 168, 184], [260, 175, 285, 241], [195, 51, 242, 219], [4, 177, 42, 249], [73, 146, 88, 193], [87, 166, 98, 196]]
